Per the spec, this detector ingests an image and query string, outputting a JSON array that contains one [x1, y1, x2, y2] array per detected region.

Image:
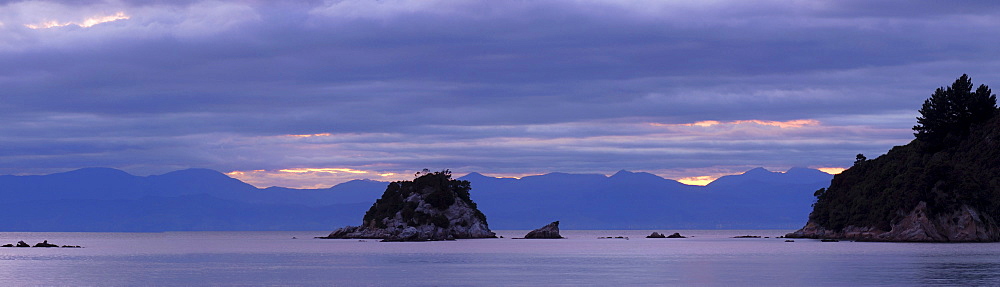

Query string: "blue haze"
[[0, 167, 831, 231]]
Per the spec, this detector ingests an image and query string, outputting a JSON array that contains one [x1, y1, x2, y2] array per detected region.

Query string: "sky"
[[2, 0, 999, 188]]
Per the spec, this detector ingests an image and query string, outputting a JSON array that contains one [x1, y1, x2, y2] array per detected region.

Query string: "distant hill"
[[464, 168, 831, 229], [0, 167, 831, 231], [0, 168, 385, 231]]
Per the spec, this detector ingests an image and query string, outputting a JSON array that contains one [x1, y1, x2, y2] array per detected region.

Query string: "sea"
[[2, 229, 999, 286]]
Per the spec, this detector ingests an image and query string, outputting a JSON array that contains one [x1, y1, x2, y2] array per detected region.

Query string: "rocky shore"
[[786, 201, 1000, 242]]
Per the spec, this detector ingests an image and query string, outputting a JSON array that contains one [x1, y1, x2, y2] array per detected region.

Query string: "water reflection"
[[4, 231, 1000, 285], [919, 255, 1000, 285]]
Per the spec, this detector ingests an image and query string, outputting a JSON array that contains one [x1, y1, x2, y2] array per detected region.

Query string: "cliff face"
[[790, 112, 1000, 242], [323, 170, 496, 241]]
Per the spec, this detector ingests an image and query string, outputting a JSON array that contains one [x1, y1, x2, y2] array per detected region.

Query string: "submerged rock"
[[2, 240, 82, 248], [523, 221, 563, 239], [647, 232, 686, 238], [33, 240, 58, 248], [666, 232, 686, 238], [321, 170, 496, 241]]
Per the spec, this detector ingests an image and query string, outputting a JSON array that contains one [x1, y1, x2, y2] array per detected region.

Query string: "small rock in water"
[[646, 232, 667, 238], [33, 240, 59, 248], [523, 221, 563, 239], [3, 240, 82, 248], [666, 232, 686, 238]]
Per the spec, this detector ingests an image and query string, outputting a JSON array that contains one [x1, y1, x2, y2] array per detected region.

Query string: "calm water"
[[2, 230, 999, 286]]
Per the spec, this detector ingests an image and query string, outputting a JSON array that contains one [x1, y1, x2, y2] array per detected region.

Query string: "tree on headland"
[[913, 74, 997, 149], [804, 74, 1000, 237]]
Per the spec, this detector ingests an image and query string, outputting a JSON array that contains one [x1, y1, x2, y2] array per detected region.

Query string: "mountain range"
[[0, 167, 832, 231]]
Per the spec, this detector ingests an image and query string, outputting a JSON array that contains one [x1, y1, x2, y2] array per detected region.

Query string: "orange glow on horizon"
[[25, 12, 130, 29], [676, 175, 717, 186], [816, 167, 846, 175], [225, 167, 412, 189], [225, 170, 264, 176], [474, 172, 546, 179], [226, 167, 838, 189]]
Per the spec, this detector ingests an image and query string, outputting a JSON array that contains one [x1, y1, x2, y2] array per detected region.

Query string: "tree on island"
[[323, 169, 496, 241], [913, 74, 997, 149]]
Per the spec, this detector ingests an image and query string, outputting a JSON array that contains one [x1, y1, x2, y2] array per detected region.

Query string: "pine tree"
[[913, 74, 997, 147]]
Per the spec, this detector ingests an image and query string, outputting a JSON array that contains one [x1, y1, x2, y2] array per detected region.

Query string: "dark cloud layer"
[[1, 0, 998, 186]]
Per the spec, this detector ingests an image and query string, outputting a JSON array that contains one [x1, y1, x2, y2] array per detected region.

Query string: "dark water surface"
[[2, 230, 999, 286]]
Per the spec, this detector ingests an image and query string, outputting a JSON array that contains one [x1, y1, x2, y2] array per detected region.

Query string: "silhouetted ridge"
[[54, 167, 135, 178], [0, 166, 833, 231]]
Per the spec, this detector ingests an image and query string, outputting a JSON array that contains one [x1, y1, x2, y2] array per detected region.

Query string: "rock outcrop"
[[1, 240, 81, 248], [321, 170, 496, 241], [523, 221, 563, 239], [33, 240, 58, 247], [787, 201, 1000, 242], [788, 76, 1000, 242], [646, 232, 685, 238]]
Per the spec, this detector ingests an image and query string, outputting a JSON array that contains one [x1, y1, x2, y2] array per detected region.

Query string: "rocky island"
[[521, 221, 563, 239], [321, 170, 496, 241], [787, 75, 1000, 242]]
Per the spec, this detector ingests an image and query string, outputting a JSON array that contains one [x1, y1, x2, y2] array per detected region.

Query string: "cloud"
[[651, 119, 821, 129], [1, 0, 996, 187], [24, 11, 129, 29]]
